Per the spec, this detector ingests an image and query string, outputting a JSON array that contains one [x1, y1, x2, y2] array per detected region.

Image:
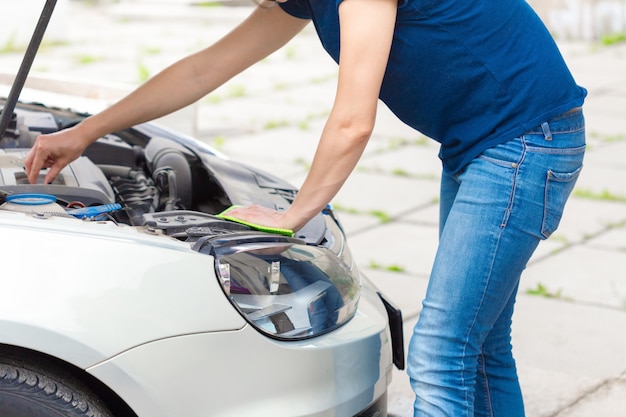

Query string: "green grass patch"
[[284, 46, 298, 60], [141, 46, 162, 55], [602, 134, 625, 143], [205, 94, 222, 104], [137, 62, 150, 82], [75, 55, 103, 65], [227, 84, 246, 98], [310, 74, 337, 84], [192, 1, 223, 7], [39, 39, 70, 52], [369, 260, 406, 273], [526, 283, 565, 299], [601, 32, 626, 46], [574, 188, 626, 202], [1, 33, 23, 54], [369, 210, 392, 223], [391, 168, 410, 177], [210, 135, 226, 150], [264, 120, 290, 130], [293, 157, 311, 171], [332, 204, 393, 223]]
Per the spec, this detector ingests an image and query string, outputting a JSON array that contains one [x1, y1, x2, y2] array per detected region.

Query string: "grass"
[[293, 157, 311, 171], [573, 188, 626, 203], [284, 46, 298, 60], [356, 165, 439, 181], [39, 39, 70, 52], [75, 55, 103, 65], [391, 168, 410, 177], [589, 132, 625, 143], [388, 137, 411, 149], [192, 1, 223, 7], [210, 135, 226, 150], [526, 282, 567, 299], [137, 62, 150, 83], [205, 95, 222, 104], [386, 136, 429, 150], [602, 134, 625, 143], [263, 111, 328, 132], [264, 120, 290, 130], [368, 260, 406, 273], [141, 46, 162, 55], [601, 32, 626, 46], [1, 33, 22, 54], [332, 203, 394, 223], [547, 233, 569, 246], [0, 34, 69, 55], [204, 84, 247, 103], [369, 210, 393, 223], [227, 84, 246, 98], [310, 74, 337, 84]]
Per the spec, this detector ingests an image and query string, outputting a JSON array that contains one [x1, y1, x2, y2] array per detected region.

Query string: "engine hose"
[[153, 167, 180, 211], [109, 170, 158, 226]]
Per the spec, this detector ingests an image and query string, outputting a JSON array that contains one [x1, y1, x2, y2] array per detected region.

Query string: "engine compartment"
[[0, 101, 328, 245]]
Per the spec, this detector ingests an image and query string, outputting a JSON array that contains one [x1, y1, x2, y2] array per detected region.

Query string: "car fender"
[[0, 211, 245, 368]]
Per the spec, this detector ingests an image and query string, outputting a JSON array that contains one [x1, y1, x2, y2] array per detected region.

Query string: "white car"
[[0, 75, 404, 417]]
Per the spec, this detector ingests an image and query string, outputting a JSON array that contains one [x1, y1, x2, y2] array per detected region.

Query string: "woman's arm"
[[25, 6, 309, 184], [228, 0, 398, 231]]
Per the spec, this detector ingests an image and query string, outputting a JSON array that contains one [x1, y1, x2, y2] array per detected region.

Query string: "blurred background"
[[2, 0, 625, 143]]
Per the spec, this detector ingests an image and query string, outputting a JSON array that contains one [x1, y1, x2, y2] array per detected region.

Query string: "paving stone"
[[346, 221, 439, 277], [557, 375, 626, 417], [522, 245, 626, 308]]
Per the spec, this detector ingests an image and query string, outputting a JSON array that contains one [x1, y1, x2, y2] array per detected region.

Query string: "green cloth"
[[216, 206, 294, 237]]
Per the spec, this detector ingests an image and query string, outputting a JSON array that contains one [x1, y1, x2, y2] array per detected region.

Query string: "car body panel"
[[86, 283, 392, 417], [0, 211, 245, 368]]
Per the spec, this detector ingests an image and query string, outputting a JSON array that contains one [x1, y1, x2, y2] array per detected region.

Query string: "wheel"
[[0, 354, 114, 417]]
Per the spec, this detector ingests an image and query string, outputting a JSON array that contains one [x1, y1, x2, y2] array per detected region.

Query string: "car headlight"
[[195, 234, 360, 340]]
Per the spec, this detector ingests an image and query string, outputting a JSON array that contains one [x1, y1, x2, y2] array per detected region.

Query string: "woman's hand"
[[224, 205, 301, 231], [24, 126, 90, 184]]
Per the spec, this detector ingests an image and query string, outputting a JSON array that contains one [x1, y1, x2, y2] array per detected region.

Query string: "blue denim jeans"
[[407, 108, 586, 416]]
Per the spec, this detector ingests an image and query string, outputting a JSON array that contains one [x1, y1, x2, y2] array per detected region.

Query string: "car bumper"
[[87, 283, 395, 417], [354, 391, 388, 417]]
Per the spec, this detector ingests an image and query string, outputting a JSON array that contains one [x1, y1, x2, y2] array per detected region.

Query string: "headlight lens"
[[203, 235, 360, 340]]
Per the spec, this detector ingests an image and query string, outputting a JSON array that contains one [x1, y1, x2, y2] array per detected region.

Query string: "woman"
[[25, 0, 586, 415]]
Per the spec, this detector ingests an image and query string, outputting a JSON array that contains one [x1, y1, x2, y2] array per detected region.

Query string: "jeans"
[[407, 108, 586, 416]]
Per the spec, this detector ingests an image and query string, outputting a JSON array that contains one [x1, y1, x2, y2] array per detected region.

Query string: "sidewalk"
[[2, 2, 626, 416]]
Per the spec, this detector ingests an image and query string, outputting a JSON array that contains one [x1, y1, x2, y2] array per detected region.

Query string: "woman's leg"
[[407, 109, 585, 416], [473, 283, 523, 417]]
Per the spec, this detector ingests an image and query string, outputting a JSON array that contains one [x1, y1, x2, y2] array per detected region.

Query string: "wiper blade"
[[0, 0, 57, 139]]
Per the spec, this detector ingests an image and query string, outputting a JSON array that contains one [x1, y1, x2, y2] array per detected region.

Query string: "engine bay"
[[0, 101, 328, 245]]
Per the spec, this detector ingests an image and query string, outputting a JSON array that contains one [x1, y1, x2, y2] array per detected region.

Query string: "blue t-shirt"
[[279, 0, 587, 174]]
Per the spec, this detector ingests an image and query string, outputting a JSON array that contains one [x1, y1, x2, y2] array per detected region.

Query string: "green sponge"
[[216, 206, 294, 237]]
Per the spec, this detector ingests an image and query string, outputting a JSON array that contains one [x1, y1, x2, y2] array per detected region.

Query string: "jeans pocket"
[[541, 166, 582, 239]]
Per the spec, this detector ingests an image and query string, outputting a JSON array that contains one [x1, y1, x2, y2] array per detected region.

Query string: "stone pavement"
[[2, 1, 626, 416]]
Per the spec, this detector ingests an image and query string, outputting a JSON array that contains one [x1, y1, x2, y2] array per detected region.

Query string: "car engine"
[[0, 101, 327, 244]]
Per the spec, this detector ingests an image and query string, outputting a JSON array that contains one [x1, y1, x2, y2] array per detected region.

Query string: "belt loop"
[[541, 122, 552, 141]]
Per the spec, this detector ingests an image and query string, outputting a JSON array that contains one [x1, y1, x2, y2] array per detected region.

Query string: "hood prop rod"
[[0, 0, 57, 139]]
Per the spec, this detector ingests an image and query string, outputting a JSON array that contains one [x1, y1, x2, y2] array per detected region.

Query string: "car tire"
[[0, 355, 114, 417]]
